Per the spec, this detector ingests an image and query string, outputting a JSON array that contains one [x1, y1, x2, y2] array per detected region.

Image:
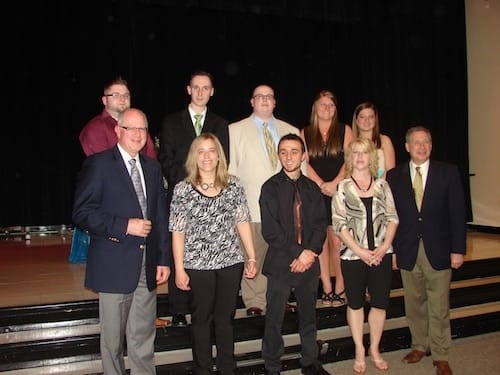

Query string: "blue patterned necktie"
[[129, 159, 147, 219]]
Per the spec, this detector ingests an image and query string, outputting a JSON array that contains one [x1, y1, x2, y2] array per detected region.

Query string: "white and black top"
[[169, 175, 251, 270]]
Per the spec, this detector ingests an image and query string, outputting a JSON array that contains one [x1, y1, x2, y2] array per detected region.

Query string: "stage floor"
[[0, 231, 498, 309]]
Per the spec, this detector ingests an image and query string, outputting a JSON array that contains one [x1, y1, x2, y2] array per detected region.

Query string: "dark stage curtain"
[[3, 0, 470, 226]]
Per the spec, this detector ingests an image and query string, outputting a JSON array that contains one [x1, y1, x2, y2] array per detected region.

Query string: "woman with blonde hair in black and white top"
[[169, 133, 257, 374], [332, 137, 399, 374]]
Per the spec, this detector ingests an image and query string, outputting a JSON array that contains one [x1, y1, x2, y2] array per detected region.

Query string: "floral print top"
[[169, 175, 251, 270], [332, 178, 399, 260]]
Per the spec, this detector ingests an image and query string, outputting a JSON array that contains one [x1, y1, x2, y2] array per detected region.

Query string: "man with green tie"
[[158, 71, 229, 327]]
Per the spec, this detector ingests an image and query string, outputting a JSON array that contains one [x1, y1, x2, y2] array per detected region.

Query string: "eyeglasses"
[[119, 125, 148, 133], [104, 92, 131, 100], [253, 94, 275, 101]]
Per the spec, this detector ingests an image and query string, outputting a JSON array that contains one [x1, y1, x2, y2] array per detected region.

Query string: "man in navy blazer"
[[158, 70, 229, 327], [387, 126, 466, 375], [73, 108, 171, 375]]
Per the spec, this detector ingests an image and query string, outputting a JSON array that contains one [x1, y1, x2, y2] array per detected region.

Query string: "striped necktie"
[[293, 183, 303, 245], [129, 159, 147, 219], [262, 122, 278, 170], [194, 114, 203, 136]]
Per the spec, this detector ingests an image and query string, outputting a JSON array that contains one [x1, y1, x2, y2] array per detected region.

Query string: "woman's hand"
[[175, 269, 191, 291], [244, 259, 257, 279], [392, 254, 399, 270], [357, 247, 376, 266], [372, 246, 387, 266], [320, 180, 337, 196]]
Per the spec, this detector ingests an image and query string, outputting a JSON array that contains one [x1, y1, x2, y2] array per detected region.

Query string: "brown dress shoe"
[[433, 361, 453, 375], [155, 318, 170, 327], [402, 349, 430, 363]]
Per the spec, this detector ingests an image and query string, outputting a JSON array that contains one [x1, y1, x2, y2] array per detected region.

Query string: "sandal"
[[321, 292, 333, 306], [371, 357, 389, 371], [369, 348, 389, 371], [331, 290, 347, 307]]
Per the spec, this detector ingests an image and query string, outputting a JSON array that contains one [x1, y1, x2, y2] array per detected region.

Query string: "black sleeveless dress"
[[304, 123, 346, 225]]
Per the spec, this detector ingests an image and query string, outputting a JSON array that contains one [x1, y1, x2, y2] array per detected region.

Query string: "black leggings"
[[341, 254, 393, 310]]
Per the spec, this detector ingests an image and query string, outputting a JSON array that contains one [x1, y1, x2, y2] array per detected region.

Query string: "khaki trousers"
[[240, 222, 268, 311], [400, 240, 452, 361]]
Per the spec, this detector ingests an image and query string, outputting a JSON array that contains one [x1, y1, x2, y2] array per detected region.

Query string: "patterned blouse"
[[332, 178, 399, 261], [169, 175, 251, 270]]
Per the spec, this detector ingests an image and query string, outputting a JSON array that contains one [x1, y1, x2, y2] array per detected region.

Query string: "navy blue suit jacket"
[[72, 145, 171, 293], [386, 160, 466, 271]]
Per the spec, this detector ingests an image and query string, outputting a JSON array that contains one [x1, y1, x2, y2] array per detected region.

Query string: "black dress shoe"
[[246, 307, 263, 316], [171, 314, 188, 327], [301, 364, 330, 375]]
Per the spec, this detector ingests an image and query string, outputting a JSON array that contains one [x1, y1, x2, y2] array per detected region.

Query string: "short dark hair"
[[103, 76, 128, 93], [405, 126, 432, 143], [189, 71, 214, 86], [278, 133, 305, 153]]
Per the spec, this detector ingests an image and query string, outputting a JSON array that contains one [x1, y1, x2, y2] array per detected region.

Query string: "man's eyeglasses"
[[119, 125, 148, 133], [104, 92, 131, 100], [253, 94, 275, 101]]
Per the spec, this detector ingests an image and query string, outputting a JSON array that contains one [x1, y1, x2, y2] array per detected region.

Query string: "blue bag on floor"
[[68, 226, 90, 263]]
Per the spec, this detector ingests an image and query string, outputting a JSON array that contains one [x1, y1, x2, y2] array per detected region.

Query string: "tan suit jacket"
[[228, 115, 304, 222]]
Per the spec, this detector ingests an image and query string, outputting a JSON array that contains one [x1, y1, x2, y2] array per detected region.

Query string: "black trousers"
[[262, 275, 319, 372], [187, 263, 244, 375], [341, 253, 392, 310]]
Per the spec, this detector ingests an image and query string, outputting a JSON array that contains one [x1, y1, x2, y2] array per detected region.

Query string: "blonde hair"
[[184, 133, 229, 189], [344, 138, 379, 178]]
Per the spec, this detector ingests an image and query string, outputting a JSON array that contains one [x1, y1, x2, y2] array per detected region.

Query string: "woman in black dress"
[[300, 90, 352, 306]]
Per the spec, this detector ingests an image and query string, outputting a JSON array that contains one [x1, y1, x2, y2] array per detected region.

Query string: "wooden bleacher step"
[[0, 257, 499, 374]]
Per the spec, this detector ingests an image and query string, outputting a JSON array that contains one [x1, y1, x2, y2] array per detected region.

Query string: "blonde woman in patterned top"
[[332, 138, 399, 374], [169, 133, 257, 374]]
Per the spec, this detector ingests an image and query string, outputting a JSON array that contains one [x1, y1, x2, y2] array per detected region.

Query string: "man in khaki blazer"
[[228, 84, 305, 316]]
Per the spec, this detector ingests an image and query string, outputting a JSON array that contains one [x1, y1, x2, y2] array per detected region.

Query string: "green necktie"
[[262, 122, 278, 170], [413, 166, 423, 211], [194, 114, 203, 136]]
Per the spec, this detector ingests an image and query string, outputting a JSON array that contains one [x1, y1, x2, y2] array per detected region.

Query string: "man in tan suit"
[[228, 84, 303, 316]]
